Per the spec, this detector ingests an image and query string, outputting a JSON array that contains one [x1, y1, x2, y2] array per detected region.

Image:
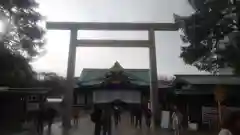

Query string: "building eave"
[[174, 74, 240, 85]]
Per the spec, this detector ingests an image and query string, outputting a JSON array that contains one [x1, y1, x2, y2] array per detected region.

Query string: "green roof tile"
[[76, 62, 150, 86], [77, 68, 150, 86]]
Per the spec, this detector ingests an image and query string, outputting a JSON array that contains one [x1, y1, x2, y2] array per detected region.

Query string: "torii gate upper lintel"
[[47, 22, 178, 30], [46, 22, 178, 131]]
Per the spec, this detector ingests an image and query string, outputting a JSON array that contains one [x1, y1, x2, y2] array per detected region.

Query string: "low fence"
[[202, 106, 240, 126]]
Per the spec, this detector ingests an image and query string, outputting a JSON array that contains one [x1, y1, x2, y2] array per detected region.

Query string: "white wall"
[[93, 90, 141, 103]]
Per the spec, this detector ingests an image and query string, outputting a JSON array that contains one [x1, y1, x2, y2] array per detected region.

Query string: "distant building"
[[173, 75, 240, 129], [219, 67, 233, 75], [74, 62, 240, 130], [74, 61, 172, 108], [0, 88, 50, 132]]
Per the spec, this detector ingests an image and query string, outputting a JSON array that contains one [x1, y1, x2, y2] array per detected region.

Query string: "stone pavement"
[[42, 114, 174, 135], [42, 114, 216, 135], [15, 113, 217, 135]]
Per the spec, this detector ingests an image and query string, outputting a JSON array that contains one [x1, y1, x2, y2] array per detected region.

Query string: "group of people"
[[91, 105, 119, 135], [33, 104, 240, 135], [130, 106, 152, 128], [34, 106, 58, 135], [91, 104, 152, 135], [169, 105, 240, 135]]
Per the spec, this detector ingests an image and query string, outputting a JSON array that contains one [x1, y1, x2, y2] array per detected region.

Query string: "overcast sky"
[[31, 0, 208, 77]]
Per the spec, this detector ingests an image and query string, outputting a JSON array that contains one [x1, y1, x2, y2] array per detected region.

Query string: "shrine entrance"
[[111, 99, 128, 108], [93, 90, 141, 104], [46, 22, 178, 130]]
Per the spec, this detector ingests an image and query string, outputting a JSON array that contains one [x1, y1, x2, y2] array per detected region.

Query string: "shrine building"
[[73, 61, 172, 108]]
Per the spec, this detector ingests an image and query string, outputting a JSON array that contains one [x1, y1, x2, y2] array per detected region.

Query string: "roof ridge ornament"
[[110, 61, 124, 72]]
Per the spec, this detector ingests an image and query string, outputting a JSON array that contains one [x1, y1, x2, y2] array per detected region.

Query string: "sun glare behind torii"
[[0, 14, 9, 40], [0, 21, 4, 33]]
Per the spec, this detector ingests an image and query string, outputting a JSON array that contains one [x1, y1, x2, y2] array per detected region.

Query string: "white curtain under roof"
[[93, 90, 141, 103]]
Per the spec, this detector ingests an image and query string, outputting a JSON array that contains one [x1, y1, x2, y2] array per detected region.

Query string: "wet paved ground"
[[44, 114, 165, 135], [15, 113, 217, 135]]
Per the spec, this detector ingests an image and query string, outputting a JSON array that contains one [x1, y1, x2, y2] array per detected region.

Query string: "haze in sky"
[[31, 0, 208, 77]]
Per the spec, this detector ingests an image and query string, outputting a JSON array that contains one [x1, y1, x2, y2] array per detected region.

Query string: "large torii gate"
[[46, 22, 178, 130]]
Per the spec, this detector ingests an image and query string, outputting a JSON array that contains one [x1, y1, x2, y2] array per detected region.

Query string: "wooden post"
[[62, 30, 78, 131], [217, 101, 222, 126], [214, 85, 226, 128], [148, 29, 159, 129]]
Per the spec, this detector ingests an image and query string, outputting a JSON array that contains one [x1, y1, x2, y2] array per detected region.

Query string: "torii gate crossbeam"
[[47, 22, 177, 30], [46, 22, 178, 132]]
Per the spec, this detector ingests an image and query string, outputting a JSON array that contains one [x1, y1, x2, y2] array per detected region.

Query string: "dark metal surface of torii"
[[46, 21, 178, 133], [47, 22, 178, 30]]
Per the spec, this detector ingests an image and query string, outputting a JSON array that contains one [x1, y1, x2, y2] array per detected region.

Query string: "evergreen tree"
[[0, 0, 45, 87], [0, 0, 45, 59], [175, 0, 240, 74]]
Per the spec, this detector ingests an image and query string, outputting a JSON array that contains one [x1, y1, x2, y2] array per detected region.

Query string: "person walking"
[[91, 106, 103, 135], [36, 109, 45, 135], [144, 108, 152, 128], [171, 107, 183, 135], [102, 107, 112, 135], [45, 107, 57, 133], [113, 106, 120, 126], [130, 107, 135, 126], [135, 107, 142, 128], [73, 107, 80, 126]]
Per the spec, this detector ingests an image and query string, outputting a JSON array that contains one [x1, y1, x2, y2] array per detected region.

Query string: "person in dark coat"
[[36, 109, 44, 135], [91, 106, 103, 135], [135, 107, 142, 128], [102, 107, 112, 135], [144, 108, 152, 128], [113, 106, 120, 126], [45, 107, 57, 133], [130, 108, 135, 125]]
